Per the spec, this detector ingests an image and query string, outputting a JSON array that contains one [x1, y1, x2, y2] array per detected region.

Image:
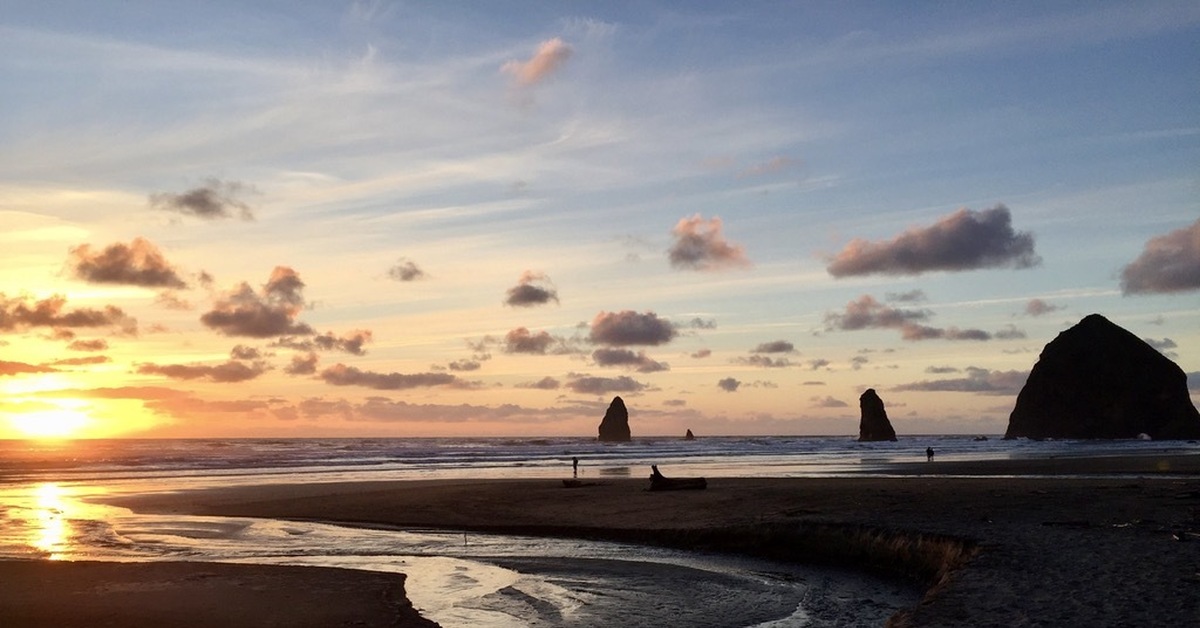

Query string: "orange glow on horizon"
[[7, 407, 90, 439]]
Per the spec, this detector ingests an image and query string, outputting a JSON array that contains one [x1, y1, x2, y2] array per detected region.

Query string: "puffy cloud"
[[319, 363, 462, 390], [0, 293, 136, 333], [68, 237, 188, 288], [807, 358, 830, 370], [564, 373, 646, 395], [825, 295, 991, 342], [1, 360, 57, 376], [200, 267, 313, 338], [230, 345, 262, 361], [149, 178, 255, 220], [285, 352, 319, 375], [517, 376, 560, 390], [893, 367, 1028, 395], [501, 37, 573, 86], [1143, 337, 1178, 358], [504, 327, 558, 354], [274, 330, 372, 355], [717, 377, 741, 392], [504, 271, 559, 307], [825, 295, 931, 331], [691, 349, 712, 359], [1143, 337, 1177, 351], [591, 348, 669, 373], [1024, 298, 1062, 317], [1120, 218, 1200, 294], [734, 355, 793, 368], [137, 360, 266, 383], [68, 339, 108, 352], [753, 340, 795, 354], [447, 359, 482, 372], [589, 310, 677, 346], [388, 259, 426, 282], [826, 205, 1040, 277], [668, 215, 751, 271], [687, 317, 717, 330]]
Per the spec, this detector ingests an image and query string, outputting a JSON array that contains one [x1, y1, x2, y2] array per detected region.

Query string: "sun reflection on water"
[[32, 483, 71, 559]]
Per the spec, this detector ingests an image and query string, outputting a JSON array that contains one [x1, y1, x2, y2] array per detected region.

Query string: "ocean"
[[2, 435, 1194, 627]]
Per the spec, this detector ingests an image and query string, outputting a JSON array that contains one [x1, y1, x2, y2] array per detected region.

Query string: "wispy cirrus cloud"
[[501, 37, 573, 86], [827, 205, 1040, 277]]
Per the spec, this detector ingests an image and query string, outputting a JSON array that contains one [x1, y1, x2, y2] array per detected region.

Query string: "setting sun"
[[8, 408, 90, 439]]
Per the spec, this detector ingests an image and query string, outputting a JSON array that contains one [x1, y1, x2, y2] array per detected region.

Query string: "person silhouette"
[[926, 447, 935, 462], [572, 457, 579, 477]]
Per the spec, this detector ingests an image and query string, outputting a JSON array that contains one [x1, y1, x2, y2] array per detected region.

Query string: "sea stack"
[[1005, 313, 1200, 440], [598, 396, 632, 442], [858, 388, 897, 442], [684, 429, 695, 440]]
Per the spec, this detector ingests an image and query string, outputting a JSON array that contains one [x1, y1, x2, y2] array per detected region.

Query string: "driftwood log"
[[648, 465, 707, 491]]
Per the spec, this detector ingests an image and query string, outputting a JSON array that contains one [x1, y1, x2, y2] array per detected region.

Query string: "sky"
[[1, 1, 1198, 439]]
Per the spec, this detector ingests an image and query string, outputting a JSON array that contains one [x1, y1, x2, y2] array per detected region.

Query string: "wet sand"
[[0, 560, 437, 627], [4, 452, 1200, 627]]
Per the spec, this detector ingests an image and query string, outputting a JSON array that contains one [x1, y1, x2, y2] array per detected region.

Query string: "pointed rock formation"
[[858, 388, 897, 441], [684, 429, 695, 441], [1005, 314, 1200, 440], [598, 396, 631, 442]]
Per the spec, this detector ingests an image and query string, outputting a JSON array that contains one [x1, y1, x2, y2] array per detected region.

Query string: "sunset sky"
[[2, 1, 1198, 439]]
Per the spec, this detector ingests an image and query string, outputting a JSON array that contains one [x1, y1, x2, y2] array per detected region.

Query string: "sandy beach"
[[4, 453, 1200, 627]]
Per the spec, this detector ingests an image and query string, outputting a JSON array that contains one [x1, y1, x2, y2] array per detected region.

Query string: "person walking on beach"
[[926, 447, 935, 462], [572, 457, 579, 478]]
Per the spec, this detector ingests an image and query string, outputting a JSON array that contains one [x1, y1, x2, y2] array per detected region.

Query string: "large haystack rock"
[[598, 396, 631, 442], [1005, 314, 1200, 440], [858, 388, 897, 442]]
